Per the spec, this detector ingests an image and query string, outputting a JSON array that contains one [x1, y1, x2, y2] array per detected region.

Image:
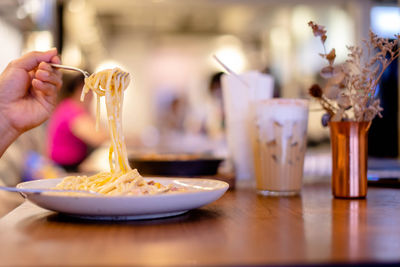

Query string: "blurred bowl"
[[128, 154, 223, 177]]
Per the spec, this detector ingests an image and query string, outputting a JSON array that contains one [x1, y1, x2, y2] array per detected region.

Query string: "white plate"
[[16, 178, 229, 220]]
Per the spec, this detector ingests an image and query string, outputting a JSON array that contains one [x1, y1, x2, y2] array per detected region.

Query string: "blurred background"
[[0, 0, 398, 185]]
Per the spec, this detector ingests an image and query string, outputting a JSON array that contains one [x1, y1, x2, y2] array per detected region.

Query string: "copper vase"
[[329, 121, 371, 198]]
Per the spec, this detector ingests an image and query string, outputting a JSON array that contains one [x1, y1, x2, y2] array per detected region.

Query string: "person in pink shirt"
[[47, 75, 108, 172]]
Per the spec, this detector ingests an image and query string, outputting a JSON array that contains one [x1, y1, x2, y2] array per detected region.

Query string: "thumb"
[[11, 48, 58, 71]]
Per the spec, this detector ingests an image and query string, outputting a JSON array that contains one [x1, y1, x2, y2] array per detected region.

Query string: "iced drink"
[[252, 99, 309, 196]]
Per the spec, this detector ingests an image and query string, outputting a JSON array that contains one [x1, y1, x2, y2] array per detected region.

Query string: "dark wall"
[[368, 45, 398, 158]]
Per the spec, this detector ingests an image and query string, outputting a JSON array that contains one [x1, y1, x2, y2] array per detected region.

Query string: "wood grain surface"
[[0, 190, 23, 217], [0, 182, 400, 266]]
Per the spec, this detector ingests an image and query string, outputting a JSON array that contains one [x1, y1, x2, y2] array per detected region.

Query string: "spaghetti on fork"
[[55, 68, 182, 196]]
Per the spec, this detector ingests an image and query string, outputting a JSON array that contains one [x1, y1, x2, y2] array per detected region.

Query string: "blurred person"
[[155, 91, 188, 135], [155, 91, 202, 153], [47, 74, 109, 172], [262, 66, 281, 98], [205, 72, 225, 139], [0, 49, 62, 185], [165, 96, 187, 132]]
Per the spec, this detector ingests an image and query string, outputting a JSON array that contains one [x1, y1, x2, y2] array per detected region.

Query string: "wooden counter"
[[0, 182, 400, 266], [0, 190, 23, 217]]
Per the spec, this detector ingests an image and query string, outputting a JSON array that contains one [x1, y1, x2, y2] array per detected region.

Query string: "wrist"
[[0, 109, 20, 157]]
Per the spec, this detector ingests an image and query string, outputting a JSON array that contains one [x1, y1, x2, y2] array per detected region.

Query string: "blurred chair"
[[0, 126, 47, 186]]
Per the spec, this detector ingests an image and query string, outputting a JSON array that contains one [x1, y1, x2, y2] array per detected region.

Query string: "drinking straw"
[[212, 54, 250, 88]]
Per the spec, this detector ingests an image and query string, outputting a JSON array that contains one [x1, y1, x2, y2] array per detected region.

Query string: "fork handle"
[[50, 63, 90, 77], [0, 186, 99, 196]]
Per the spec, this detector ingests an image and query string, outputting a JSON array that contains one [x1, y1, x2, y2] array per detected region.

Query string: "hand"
[[0, 49, 62, 136]]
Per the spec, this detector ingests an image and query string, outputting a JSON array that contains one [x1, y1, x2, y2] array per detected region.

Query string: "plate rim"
[[15, 177, 229, 220], [16, 177, 229, 199]]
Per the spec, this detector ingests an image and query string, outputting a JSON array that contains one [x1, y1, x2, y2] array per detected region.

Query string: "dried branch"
[[307, 21, 399, 123]]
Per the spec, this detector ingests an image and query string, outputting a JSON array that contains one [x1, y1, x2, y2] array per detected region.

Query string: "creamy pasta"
[[55, 68, 181, 195]]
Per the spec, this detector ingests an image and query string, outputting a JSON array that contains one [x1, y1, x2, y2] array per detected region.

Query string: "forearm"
[[0, 112, 19, 157]]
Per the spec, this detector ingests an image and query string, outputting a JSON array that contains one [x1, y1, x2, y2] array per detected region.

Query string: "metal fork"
[[50, 63, 91, 78], [50, 63, 130, 80], [0, 186, 101, 196]]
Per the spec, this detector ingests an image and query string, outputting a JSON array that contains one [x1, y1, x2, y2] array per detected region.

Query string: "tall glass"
[[221, 71, 274, 181], [252, 99, 309, 196]]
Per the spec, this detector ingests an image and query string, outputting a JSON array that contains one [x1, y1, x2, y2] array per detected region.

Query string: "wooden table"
[[0, 190, 23, 217], [1, 182, 400, 266]]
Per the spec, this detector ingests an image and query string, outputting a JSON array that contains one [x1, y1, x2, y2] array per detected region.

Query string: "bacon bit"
[[148, 181, 155, 185]]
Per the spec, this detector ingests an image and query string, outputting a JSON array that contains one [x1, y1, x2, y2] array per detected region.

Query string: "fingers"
[[38, 59, 62, 79], [10, 48, 58, 71], [35, 69, 62, 88], [32, 78, 58, 96], [37, 61, 62, 80], [51, 55, 61, 65], [36, 60, 62, 84], [33, 61, 63, 96]]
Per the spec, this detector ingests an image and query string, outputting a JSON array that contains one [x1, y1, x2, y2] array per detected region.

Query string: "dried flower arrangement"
[[308, 21, 399, 126]]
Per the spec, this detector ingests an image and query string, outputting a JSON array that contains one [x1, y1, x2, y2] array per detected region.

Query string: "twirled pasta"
[[81, 68, 130, 173], [55, 68, 181, 195]]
